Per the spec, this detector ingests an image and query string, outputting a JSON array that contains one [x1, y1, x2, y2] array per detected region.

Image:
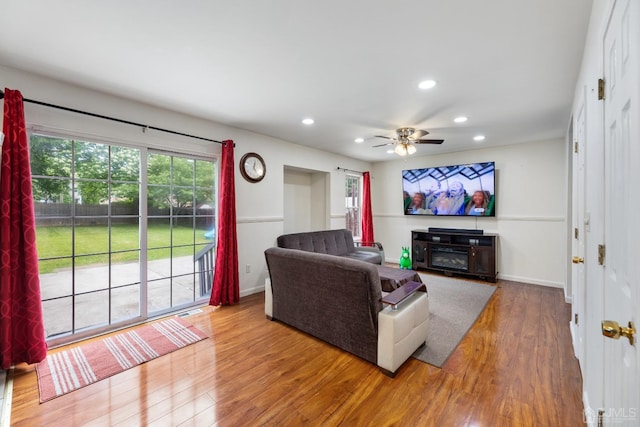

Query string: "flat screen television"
[[403, 161, 495, 216]]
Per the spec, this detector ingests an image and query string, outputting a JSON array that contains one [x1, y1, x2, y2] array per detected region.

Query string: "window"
[[345, 174, 361, 239], [30, 133, 216, 345]]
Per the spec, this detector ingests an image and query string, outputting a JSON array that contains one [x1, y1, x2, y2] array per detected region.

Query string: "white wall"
[[282, 166, 330, 233], [371, 138, 569, 287], [0, 65, 371, 297], [310, 171, 330, 230], [283, 168, 312, 233]]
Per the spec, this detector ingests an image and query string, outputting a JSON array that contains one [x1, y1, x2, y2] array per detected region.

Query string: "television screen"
[[403, 161, 495, 216]]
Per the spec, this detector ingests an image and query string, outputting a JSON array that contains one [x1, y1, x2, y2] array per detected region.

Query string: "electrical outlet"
[[245, 264, 251, 274]]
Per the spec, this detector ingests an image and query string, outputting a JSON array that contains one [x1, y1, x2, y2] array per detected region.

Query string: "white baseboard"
[[240, 285, 265, 297], [583, 391, 595, 426], [569, 321, 578, 359], [496, 274, 563, 288]]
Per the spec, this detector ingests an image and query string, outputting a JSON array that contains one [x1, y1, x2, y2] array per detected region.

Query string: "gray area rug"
[[411, 273, 497, 368]]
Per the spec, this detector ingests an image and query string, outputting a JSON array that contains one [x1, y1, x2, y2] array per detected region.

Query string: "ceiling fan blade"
[[414, 139, 444, 144], [372, 142, 394, 148], [374, 135, 394, 140], [409, 129, 430, 139]]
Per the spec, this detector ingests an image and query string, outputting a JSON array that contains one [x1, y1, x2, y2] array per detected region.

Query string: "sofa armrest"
[[355, 241, 384, 251], [381, 281, 425, 309], [377, 290, 429, 376], [354, 242, 385, 265]]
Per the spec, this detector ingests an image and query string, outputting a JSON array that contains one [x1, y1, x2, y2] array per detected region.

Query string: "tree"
[[74, 140, 109, 204], [30, 135, 72, 203], [147, 154, 211, 210], [109, 146, 140, 203]]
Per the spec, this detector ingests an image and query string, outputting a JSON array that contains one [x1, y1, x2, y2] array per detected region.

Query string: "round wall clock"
[[239, 152, 266, 183]]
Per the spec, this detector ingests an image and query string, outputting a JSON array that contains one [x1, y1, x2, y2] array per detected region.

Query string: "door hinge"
[[598, 409, 604, 427], [598, 78, 605, 100], [574, 227, 579, 239], [575, 313, 578, 324], [574, 141, 579, 153], [598, 244, 606, 265]]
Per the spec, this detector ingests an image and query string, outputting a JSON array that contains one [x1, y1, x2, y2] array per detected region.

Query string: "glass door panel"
[[75, 289, 109, 331], [32, 134, 143, 343], [112, 283, 141, 322], [146, 152, 215, 315]]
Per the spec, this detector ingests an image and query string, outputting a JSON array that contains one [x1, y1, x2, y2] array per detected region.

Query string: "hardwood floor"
[[10, 277, 584, 426]]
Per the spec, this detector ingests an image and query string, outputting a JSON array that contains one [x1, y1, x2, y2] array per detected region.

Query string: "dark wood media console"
[[412, 229, 498, 282]]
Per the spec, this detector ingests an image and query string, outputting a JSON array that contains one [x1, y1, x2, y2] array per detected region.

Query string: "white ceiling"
[[0, 1, 592, 161]]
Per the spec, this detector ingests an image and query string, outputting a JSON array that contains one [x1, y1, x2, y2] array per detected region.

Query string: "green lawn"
[[36, 224, 213, 273]]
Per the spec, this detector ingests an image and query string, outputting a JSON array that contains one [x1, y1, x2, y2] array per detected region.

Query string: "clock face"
[[239, 153, 266, 182]]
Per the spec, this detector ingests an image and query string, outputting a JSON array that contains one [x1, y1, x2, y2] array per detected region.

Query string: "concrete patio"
[[39, 255, 212, 338]]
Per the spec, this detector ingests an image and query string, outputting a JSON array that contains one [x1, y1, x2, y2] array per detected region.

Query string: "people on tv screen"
[[404, 186, 494, 216]]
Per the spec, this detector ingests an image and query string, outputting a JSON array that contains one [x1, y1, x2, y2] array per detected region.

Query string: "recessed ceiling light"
[[473, 135, 486, 141], [454, 116, 468, 123], [302, 118, 314, 125], [418, 80, 437, 90], [354, 137, 364, 143]]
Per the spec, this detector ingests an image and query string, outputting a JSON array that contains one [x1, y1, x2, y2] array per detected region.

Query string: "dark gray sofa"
[[276, 229, 384, 265], [264, 246, 429, 376]]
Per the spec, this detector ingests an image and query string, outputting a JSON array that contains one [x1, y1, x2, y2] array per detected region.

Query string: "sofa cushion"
[[345, 251, 382, 264], [277, 229, 382, 264], [277, 229, 355, 256]]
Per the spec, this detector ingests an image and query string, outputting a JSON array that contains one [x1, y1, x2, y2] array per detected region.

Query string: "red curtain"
[[0, 88, 48, 369], [361, 171, 374, 245], [209, 140, 239, 306]]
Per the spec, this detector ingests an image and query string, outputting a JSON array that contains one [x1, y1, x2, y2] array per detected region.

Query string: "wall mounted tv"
[[403, 161, 495, 217]]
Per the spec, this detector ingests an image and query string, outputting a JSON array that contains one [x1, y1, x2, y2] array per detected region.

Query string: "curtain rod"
[[336, 166, 364, 174], [0, 89, 224, 145]]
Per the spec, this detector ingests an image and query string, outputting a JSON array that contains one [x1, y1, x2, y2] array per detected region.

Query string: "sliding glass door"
[[146, 152, 215, 316], [30, 133, 216, 345]]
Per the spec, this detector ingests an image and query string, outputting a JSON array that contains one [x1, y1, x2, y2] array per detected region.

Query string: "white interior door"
[[572, 103, 587, 367], [602, 0, 639, 424]]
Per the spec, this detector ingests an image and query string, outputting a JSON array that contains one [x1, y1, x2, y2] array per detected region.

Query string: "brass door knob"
[[572, 256, 584, 264], [602, 320, 636, 345]]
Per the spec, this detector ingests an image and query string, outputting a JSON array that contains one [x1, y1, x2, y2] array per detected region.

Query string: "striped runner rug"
[[36, 316, 207, 403]]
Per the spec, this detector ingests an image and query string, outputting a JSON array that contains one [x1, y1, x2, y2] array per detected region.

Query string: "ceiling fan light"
[[394, 144, 407, 156], [418, 80, 437, 90], [407, 144, 417, 155]]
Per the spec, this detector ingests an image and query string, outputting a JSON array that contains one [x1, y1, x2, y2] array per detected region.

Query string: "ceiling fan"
[[373, 127, 444, 156]]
